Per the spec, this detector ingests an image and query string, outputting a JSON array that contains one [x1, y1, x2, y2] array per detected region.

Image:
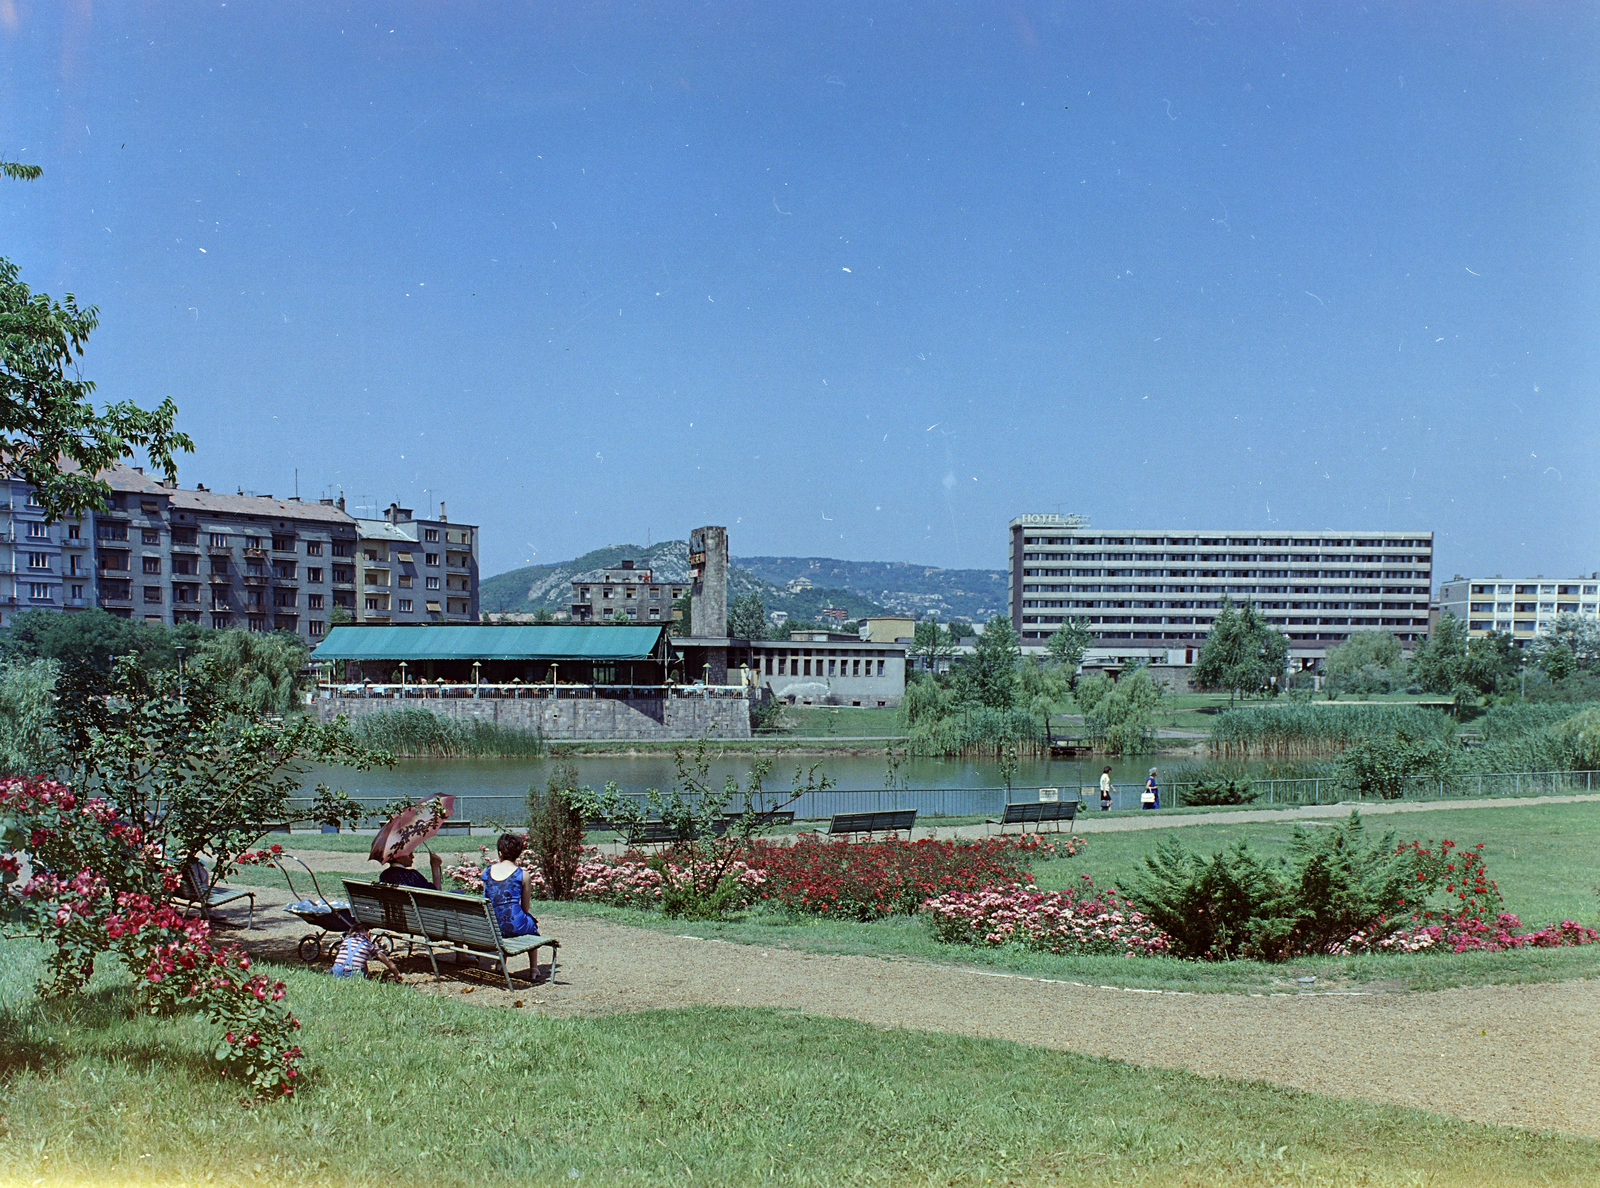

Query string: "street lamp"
[[472, 660, 481, 697], [398, 661, 408, 697]]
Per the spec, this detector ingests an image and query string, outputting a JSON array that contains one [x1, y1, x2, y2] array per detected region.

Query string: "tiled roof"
[[99, 464, 356, 526]]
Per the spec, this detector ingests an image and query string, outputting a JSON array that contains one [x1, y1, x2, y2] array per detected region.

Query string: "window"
[[274, 563, 296, 579], [333, 592, 355, 608], [305, 541, 323, 556], [272, 591, 296, 608], [426, 576, 440, 590], [142, 529, 160, 545], [26, 490, 43, 508], [877, 659, 885, 676], [144, 586, 163, 603], [852, 659, 861, 676], [27, 553, 49, 570], [272, 535, 294, 551], [211, 614, 231, 628], [67, 523, 81, 540], [331, 541, 354, 557], [99, 552, 129, 571], [172, 555, 196, 575], [29, 583, 51, 601], [210, 533, 229, 549], [309, 621, 324, 637], [173, 586, 197, 603], [398, 599, 413, 612], [245, 537, 261, 549], [398, 574, 412, 587], [70, 584, 83, 599], [332, 566, 353, 582], [26, 521, 48, 539], [307, 593, 324, 609], [364, 549, 379, 562], [307, 567, 323, 583], [247, 616, 267, 633], [424, 528, 439, 542], [142, 557, 162, 574], [425, 553, 439, 566], [141, 500, 160, 515], [366, 596, 381, 611], [97, 522, 128, 541], [171, 527, 195, 545]]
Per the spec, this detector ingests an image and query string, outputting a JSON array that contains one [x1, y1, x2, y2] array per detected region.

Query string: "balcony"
[[447, 565, 472, 576], [332, 581, 356, 590], [243, 548, 268, 560], [99, 597, 132, 608], [272, 576, 299, 587], [208, 546, 233, 557], [172, 542, 200, 553], [209, 574, 232, 585], [243, 575, 268, 586]]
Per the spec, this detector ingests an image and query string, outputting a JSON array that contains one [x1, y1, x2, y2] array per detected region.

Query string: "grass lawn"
[[234, 803, 1600, 997], [765, 703, 906, 738], [2, 942, 1597, 1187]]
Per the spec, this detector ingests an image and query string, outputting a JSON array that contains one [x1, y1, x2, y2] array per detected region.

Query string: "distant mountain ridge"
[[478, 542, 888, 623], [480, 544, 1006, 625]]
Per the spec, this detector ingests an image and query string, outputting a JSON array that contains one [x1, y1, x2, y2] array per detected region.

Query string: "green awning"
[[310, 625, 668, 662]]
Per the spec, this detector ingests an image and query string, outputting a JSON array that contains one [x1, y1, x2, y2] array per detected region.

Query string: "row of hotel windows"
[[1021, 537, 1430, 548], [1023, 615, 1427, 627], [757, 654, 888, 678], [1021, 569, 1428, 580], [1022, 553, 1428, 565]]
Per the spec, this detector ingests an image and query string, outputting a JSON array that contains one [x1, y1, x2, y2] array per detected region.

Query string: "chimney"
[[438, 501, 447, 523], [133, 466, 143, 475], [289, 496, 301, 502], [337, 495, 346, 512], [196, 483, 208, 492], [320, 497, 333, 506], [621, 559, 635, 570]]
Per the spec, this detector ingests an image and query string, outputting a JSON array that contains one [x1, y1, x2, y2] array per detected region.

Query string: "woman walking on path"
[[1142, 768, 1159, 811], [1099, 767, 1114, 811]]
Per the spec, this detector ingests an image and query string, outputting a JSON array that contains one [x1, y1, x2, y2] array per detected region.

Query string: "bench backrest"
[[408, 887, 505, 953], [829, 809, 917, 834], [1001, 801, 1078, 823], [343, 880, 423, 935]]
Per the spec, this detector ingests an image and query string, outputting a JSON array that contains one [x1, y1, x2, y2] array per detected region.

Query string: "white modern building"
[[1008, 514, 1434, 667], [1437, 575, 1600, 640]]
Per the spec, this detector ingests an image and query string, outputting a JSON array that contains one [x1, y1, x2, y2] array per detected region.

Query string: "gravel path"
[[222, 879, 1600, 1139]]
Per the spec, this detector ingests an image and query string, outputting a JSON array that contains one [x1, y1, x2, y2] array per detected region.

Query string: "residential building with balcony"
[[569, 559, 686, 625], [0, 474, 86, 625], [355, 503, 480, 624], [1438, 575, 1600, 640], [1008, 514, 1434, 668], [98, 467, 359, 639]]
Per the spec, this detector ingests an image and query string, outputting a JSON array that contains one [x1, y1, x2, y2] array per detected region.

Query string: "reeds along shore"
[[345, 706, 547, 758]]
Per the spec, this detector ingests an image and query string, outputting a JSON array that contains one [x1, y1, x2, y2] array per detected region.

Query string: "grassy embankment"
[[243, 802, 1600, 996], [2, 940, 1597, 1187]]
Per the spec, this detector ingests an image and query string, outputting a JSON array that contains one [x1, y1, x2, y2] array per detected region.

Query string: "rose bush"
[[446, 843, 766, 911], [923, 876, 1172, 956], [1, 777, 302, 1098]]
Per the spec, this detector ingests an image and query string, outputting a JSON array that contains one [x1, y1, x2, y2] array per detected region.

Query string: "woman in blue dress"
[[1143, 768, 1160, 811], [482, 833, 539, 937]]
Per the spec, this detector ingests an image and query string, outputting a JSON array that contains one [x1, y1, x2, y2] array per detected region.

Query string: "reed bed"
[[345, 706, 547, 758], [904, 706, 1044, 758], [1207, 703, 1455, 759]]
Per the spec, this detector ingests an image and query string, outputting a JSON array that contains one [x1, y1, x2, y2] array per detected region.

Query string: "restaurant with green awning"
[[311, 624, 678, 685]]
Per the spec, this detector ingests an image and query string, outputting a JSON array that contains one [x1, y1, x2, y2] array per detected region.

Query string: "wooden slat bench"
[[342, 880, 559, 990], [986, 800, 1078, 835], [175, 861, 257, 928], [827, 809, 917, 839]]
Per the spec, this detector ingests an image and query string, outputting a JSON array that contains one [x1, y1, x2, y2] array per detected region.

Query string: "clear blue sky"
[[4, 2, 1596, 583]]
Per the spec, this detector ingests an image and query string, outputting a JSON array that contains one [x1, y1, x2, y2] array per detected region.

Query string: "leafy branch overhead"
[[0, 158, 192, 519]]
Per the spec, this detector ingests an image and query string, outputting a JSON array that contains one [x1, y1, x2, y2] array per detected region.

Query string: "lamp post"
[[398, 661, 408, 698], [472, 660, 481, 697]]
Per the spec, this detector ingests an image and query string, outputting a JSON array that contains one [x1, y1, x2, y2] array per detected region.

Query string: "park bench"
[[342, 879, 560, 990], [436, 819, 474, 836], [827, 809, 917, 840], [175, 861, 257, 928], [985, 800, 1078, 836]]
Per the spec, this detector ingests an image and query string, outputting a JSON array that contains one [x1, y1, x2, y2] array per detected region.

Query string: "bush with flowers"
[[751, 832, 1083, 921], [2, 778, 303, 1097], [923, 876, 1172, 957], [446, 843, 768, 912], [0, 659, 387, 1101]]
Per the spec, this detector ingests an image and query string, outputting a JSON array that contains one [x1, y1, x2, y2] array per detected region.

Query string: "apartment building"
[[0, 474, 86, 626], [1008, 514, 1434, 666], [570, 560, 685, 625], [1438, 575, 1600, 640], [355, 503, 480, 624]]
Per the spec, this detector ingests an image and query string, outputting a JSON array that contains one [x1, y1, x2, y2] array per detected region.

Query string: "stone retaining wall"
[[310, 694, 751, 741]]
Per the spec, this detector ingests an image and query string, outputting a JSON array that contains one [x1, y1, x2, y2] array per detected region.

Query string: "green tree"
[[955, 615, 1020, 710], [1075, 663, 1163, 754], [908, 619, 958, 672], [191, 629, 311, 715], [1410, 614, 1516, 707], [728, 592, 767, 639], [1192, 597, 1289, 704], [0, 657, 58, 776], [1045, 617, 1092, 689], [1323, 630, 1407, 696], [526, 761, 588, 901], [328, 605, 354, 626], [1018, 653, 1070, 745]]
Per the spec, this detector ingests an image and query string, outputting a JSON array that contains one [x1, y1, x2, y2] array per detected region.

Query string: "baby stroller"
[[269, 853, 394, 965]]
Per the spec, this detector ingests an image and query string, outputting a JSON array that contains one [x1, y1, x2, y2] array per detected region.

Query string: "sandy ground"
[[215, 870, 1600, 1140]]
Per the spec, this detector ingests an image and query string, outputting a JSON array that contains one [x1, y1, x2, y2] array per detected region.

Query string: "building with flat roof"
[[1438, 575, 1600, 640], [356, 503, 479, 625], [1008, 514, 1434, 667], [569, 559, 686, 625]]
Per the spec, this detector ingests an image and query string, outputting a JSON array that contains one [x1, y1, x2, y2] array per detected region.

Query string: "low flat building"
[[861, 615, 915, 643], [1438, 575, 1600, 639], [747, 629, 906, 708]]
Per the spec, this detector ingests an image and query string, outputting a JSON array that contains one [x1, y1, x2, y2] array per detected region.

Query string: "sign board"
[[1038, 787, 1059, 803]]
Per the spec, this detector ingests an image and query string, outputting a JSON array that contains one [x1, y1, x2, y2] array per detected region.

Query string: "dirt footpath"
[[227, 889, 1600, 1140]]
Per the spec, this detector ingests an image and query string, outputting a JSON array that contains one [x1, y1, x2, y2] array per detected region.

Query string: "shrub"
[[1181, 778, 1258, 806], [1127, 836, 1283, 960], [1252, 814, 1413, 958], [526, 763, 587, 900], [923, 878, 1171, 956]]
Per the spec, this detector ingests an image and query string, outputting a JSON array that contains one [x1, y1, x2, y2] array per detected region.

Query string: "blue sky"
[[4, 2, 1596, 582]]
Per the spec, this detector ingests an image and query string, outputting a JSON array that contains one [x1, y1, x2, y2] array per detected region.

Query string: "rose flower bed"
[[923, 877, 1172, 957], [748, 832, 1083, 921], [447, 845, 767, 911]]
